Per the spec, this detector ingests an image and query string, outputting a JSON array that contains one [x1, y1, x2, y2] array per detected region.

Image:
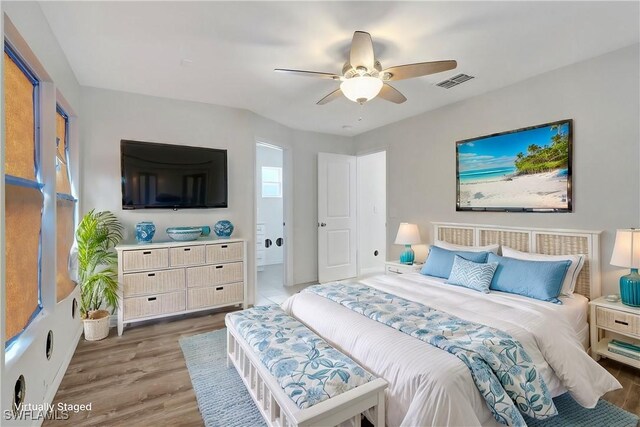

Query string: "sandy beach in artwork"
[[458, 170, 568, 209]]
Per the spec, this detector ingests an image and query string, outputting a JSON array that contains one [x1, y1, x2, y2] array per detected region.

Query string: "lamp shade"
[[610, 229, 640, 268], [340, 76, 383, 103], [394, 223, 421, 245]]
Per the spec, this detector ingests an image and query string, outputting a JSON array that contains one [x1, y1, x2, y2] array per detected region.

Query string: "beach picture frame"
[[456, 119, 572, 212]]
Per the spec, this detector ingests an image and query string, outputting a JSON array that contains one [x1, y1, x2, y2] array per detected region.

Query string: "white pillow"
[[434, 239, 500, 254], [501, 246, 585, 296]]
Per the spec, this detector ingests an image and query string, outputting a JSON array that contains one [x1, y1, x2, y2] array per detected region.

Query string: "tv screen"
[[456, 119, 572, 212], [121, 140, 228, 209]]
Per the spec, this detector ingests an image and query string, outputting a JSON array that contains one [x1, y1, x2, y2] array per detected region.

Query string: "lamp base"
[[620, 269, 640, 307], [399, 245, 415, 265]]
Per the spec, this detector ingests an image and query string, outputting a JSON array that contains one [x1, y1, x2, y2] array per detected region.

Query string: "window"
[[4, 43, 43, 347], [55, 106, 76, 302], [261, 166, 282, 198]]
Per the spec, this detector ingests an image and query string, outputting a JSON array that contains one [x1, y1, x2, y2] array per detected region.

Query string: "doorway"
[[255, 142, 287, 305], [317, 150, 386, 283]]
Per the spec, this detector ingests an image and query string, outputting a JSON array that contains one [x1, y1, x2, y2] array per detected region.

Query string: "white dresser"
[[116, 238, 247, 335]]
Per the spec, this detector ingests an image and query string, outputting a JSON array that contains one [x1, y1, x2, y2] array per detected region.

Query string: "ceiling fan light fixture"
[[340, 76, 383, 104]]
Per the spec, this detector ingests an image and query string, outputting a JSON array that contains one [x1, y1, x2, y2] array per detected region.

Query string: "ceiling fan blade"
[[274, 69, 340, 80], [317, 88, 343, 105], [350, 31, 375, 70], [378, 84, 407, 104], [382, 60, 457, 81]]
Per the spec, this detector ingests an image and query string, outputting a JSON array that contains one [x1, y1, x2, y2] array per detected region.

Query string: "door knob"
[[265, 239, 272, 248], [319, 222, 327, 227], [276, 238, 284, 247]]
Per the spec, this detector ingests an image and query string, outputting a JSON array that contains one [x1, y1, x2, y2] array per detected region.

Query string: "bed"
[[282, 223, 621, 426]]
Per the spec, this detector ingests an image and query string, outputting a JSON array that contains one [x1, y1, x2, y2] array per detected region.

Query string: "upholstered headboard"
[[432, 222, 602, 300]]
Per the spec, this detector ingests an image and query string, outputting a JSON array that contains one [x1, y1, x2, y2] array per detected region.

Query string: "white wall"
[[354, 45, 640, 296], [2, 2, 83, 424], [80, 87, 353, 302], [357, 151, 386, 275], [256, 144, 284, 265]]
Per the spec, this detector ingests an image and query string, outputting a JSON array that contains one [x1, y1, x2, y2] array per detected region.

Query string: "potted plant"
[[76, 209, 123, 341]]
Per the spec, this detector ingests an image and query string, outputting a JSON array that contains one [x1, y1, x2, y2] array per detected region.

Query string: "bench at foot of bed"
[[226, 305, 387, 427]]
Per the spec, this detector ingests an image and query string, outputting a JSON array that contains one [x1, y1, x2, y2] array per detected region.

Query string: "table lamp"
[[395, 223, 421, 265], [610, 228, 640, 307]]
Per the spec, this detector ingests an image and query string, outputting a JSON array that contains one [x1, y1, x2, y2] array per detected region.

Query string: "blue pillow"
[[488, 253, 571, 303], [421, 246, 490, 279], [446, 255, 498, 293]]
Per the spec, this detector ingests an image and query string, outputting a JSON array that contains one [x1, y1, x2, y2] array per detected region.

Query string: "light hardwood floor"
[[47, 311, 640, 426]]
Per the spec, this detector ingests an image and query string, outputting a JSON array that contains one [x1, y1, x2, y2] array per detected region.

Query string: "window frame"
[[261, 166, 283, 198], [4, 42, 43, 350], [55, 104, 73, 198]]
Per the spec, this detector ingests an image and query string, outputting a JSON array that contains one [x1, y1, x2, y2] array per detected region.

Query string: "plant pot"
[[82, 310, 111, 341]]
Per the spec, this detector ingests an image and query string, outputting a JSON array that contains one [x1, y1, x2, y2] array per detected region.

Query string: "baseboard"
[[40, 324, 83, 426]]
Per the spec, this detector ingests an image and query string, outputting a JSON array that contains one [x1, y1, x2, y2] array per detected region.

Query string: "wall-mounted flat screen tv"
[[121, 140, 228, 209], [456, 119, 572, 212]]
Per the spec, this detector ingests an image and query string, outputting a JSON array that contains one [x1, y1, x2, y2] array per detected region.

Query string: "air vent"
[[436, 73, 475, 89]]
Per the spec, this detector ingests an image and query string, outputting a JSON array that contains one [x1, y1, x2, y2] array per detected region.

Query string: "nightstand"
[[385, 261, 423, 275], [589, 296, 640, 369]]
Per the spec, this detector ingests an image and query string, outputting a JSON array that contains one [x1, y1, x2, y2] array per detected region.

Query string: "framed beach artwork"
[[456, 119, 572, 212]]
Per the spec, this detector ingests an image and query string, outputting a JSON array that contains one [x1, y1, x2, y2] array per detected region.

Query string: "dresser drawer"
[[122, 269, 185, 297], [596, 307, 640, 336], [123, 291, 186, 320], [170, 245, 205, 267], [206, 242, 243, 263], [186, 262, 243, 288], [187, 282, 243, 310], [385, 265, 403, 275], [122, 248, 169, 272]]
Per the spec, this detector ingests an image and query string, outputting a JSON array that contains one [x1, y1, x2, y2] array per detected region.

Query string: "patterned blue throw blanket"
[[304, 283, 557, 426], [227, 305, 375, 409]]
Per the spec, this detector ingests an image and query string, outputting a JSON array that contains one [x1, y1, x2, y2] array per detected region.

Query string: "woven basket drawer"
[[186, 262, 243, 288], [187, 282, 243, 309], [596, 307, 640, 336], [206, 242, 243, 263], [122, 268, 185, 297], [122, 248, 169, 272], [170, 245, 205, 267], [123, 291, 186, 320]]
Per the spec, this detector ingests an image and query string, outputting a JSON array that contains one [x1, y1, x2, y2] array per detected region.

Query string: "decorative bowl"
[[136, 221, 156, 244], [166, 227, 203, 242], [214, 220, 234, 238]]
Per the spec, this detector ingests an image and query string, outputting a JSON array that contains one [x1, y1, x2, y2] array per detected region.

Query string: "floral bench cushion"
[[227, 305, 375, 409]]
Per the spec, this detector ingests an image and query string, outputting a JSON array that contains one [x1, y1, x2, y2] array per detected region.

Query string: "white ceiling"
[[40, 1, 639, 136]]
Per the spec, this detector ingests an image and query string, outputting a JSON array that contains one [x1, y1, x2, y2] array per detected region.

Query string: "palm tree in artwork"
[[527, 144, 540, 154]]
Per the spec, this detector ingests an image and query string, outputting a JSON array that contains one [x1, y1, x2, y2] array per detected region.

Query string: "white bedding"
[[282, 273, 620, 427]]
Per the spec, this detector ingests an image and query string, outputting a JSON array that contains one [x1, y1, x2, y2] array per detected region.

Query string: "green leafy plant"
[[76, 210, 123, 319]]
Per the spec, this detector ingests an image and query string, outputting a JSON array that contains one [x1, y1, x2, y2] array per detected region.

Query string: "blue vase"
[[399, 244, 415, 265], [620, 269, 640, 307], [214, 220, 234, 238], [199, 226, 211, 237], [135, 221, 156, 244]]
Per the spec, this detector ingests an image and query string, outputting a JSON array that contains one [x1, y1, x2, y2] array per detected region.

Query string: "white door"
[[318, 153, 357, 283]]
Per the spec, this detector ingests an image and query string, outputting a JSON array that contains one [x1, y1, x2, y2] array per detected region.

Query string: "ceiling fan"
[[275, 31, 457, 105]]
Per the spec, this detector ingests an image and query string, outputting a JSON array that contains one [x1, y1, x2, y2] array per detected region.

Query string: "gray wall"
[[80, 87, 353, 302], [354, 44, 640, 295]]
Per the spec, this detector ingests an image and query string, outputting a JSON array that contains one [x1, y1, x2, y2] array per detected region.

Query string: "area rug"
[[180, 329, 639, 427], [179, 329, 266, 427]]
